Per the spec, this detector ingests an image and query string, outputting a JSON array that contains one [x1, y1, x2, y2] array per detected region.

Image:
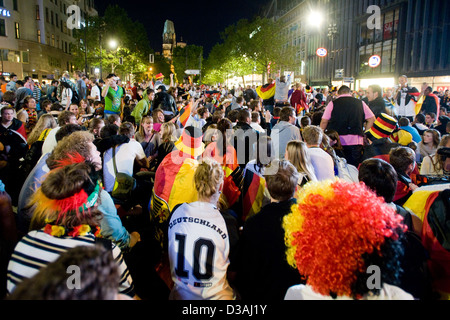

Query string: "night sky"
[[95, 0, 271, 55]]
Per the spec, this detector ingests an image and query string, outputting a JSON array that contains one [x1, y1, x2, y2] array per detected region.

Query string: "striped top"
[[7, 230, 135, 297]]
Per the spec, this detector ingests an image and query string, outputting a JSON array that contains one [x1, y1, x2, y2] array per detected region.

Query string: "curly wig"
[[283, 180, 407, 299]]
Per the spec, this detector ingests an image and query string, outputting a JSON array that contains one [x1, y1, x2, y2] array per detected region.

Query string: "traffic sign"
[[185, 70, 201, 75], [368, 55, 381, 68], [316, 48, 328, 57]]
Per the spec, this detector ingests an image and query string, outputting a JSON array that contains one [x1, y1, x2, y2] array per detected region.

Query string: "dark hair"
[[55, 124, 83, 142], [273, 107, 282, 117], [118, 122, 135, 139], [280, 106, 295, 122], [398, 117, 410, 127], [8, 245, 119, 301], [2, 91, 16, 104], [238, 109, 251, 123], [100, 124, 119, 139], [227, 110, 240, 123], [301, 116, 311, 128], [369, 84, 383, 98], [359, 159, 398, 203], [415, 113, 426, 124], [389, 147, 416, 173], [57, 111, 76, 125], [264, 159, 299, 202], [338, 85, 351, 95], [216, 118, 233, 158]]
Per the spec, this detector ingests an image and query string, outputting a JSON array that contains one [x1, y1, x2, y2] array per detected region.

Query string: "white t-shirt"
[[103, 140, 146, 192], [61, 88, 73, 108], [90, 85, 101, 102], [168, 202, 235, 301], [308, 147, 336, 181], [285, 284, 414, 300]]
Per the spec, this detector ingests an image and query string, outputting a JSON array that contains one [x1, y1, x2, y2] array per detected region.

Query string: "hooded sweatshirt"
[[271, 121, 302, 159]]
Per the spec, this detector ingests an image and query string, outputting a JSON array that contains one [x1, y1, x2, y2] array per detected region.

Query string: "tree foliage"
[[203, 17, 295, 86]]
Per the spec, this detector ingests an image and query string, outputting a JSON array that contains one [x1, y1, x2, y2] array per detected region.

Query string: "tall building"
[[162, 20, 176, 61], [0, 0, 97, 82], [266, 0, 450, 91]]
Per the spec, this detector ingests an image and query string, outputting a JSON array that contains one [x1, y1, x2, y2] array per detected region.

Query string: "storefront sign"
[[316, 48, 328, 57], [368, 55, 381, 68], [0, 9, 11, 17]]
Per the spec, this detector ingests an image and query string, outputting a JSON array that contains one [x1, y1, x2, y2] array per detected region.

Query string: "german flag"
[[242, 169, 269, 223], [256, 82, 276, 101], [179, 102, 192, 128], [150, 151, 200, 249]]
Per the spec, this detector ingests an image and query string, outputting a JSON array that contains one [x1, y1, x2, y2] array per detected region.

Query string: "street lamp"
[[109, 39, 119, 74], [327, 23, 338, 87]]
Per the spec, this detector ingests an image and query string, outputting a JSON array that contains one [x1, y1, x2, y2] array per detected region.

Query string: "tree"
[[172, 45, 204, 84], [202, 17, 295, 85], [71, 5, 152, 81]]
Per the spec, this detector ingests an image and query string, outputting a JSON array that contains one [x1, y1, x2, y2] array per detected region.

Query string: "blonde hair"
[[161, 122, 176, 143], [303, 126, 324, 146], [138, 116, 153, 138], [27, 114, 57, 145], [286, 141, 317, 182], [194, 158, 224, 200]]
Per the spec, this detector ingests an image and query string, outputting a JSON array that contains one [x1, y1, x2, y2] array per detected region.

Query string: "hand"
[[409, 183, 419, 192], [129, 232, 141, 248]]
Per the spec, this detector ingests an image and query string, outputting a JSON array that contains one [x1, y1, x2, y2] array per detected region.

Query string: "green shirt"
[[131, 96, 150, 123], [105, 86, 124, 114]]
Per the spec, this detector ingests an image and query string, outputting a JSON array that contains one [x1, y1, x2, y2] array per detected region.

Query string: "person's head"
[[80, 99, 89, 111], [42, 100, 53, 113], [227, 109, 240, 123], [254, 135, 274, 170], [389, 147, 416, 175], [264, 159, 299, 202], [55, 124, 83, 143], [100, 124, 119, 139], [88, 118, 105, 138], [399, 75, 408, 86], [197, 107, 210, 120], [57, 111, 77, 126], [367, 84, 383, 102], [1, 106, 15, 124], [285, 140, 317, 182], [139, 116, 153, 136], [29, 161, 102, 231], [118, 122, 135, 139], [9, 73, 17, 82], [237, 108, 251, 124], [251, 112, 260, 124], [74, 70, 83, 79], [68, 103, 79, 115], [2, 91, 16, 105], [414, 113, 426, 124], [212, 110, 225, 124], [434, 135, 450, 172], [27, 114, 58, 145], [24, 96, 37, 109], [8, 245, 120, 301], [359, 159, 398, 203], [439, 107, 447, 117], [194, 157, 224, 202], [425, 113, 436, 125], [423, 129, 441, 147], [107, 114, 121, 127], [300, 116, 311, 128], [249, 100, 261, 112], [325, 129, 343, 149], [152, 108, 165, 124], [303, 126, 323, 147], [280, 106, 296, 124], [424, 86, 433, 95], [236, 96, 244, 106], [161, 122, 176, 143], [279, 75, 286, 83], [337, 85, 351, 96], [283, 180, 406, 299], [398, 117, 411, 127], [145, 88, 155, 101]]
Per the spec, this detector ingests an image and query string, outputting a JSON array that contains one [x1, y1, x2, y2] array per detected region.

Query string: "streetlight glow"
[[109, 39, 118, 50], [308, 10, 324, 27]]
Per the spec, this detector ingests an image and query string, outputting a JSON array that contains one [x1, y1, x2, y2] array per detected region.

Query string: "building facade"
[[267, 0, 450, 91], [0, 0, 97, 82]]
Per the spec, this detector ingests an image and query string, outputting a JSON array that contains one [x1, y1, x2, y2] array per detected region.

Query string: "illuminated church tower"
[[162, 20, 176, 61]]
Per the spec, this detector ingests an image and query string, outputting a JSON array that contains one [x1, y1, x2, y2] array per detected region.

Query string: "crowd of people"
[[0, 70, 449, 301]]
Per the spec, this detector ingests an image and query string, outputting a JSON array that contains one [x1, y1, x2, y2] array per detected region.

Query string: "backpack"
[[71, 88, 80, 105], [335, 157, 359, 183]]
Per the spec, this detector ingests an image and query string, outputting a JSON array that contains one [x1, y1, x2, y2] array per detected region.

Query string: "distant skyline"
[[95, 0, 270, 55]]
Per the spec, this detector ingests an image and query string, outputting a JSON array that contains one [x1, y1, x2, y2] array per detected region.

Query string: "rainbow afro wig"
[[283, 180, 407, 299]]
